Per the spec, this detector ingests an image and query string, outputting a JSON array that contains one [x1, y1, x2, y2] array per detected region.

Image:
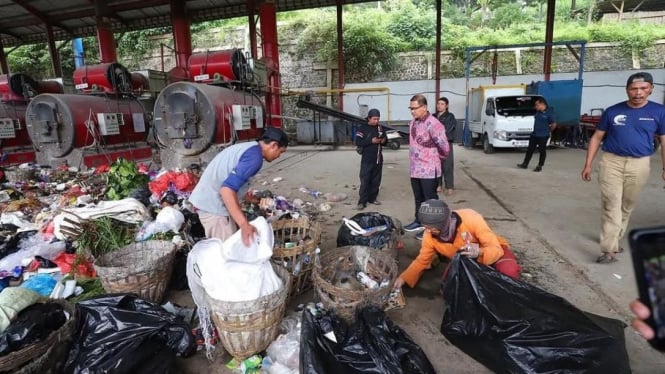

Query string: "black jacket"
[[355, 123, 387, 164], [436, 111, 457, 143]]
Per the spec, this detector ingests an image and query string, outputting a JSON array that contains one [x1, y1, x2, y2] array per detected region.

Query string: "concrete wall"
[[342, 69, 665, 123]]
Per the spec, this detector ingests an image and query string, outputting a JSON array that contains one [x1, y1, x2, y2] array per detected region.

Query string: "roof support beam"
[[46, 25, 62, 77], [0, 37, 8, 74], [88, 0, 129, 26], [12, 0, 75, 36]]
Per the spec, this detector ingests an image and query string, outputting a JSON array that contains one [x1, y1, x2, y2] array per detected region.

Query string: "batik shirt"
[[409, 112, 449, 178]]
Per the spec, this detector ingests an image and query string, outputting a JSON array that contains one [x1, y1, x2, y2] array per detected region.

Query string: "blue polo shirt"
[[532, 109, 556, 137], [598, 101, 665, 157]]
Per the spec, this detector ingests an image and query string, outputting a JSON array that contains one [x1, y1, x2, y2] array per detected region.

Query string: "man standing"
[[189, 127, 289, 245], [393, 199, 521, 290], [517, 97, 557, 172], [404, 94, 449, 237], [435, 97, 457, 195], [355, 108, 387, 210], [581, 72, 665, 263]]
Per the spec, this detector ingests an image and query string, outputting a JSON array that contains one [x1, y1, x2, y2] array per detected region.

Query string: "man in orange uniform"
[[394, 199, 521, 289]]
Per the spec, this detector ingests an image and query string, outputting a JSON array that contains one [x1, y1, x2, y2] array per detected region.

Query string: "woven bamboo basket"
[[314, 245, 398, 322], [4, 168, 36, 183], [271, 217, 321, 301], [0, 300, 77, 374], [206, 264, 291, 361], [94, 240, 176, 303]]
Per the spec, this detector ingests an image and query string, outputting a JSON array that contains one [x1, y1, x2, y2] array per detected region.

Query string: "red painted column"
[[247, 0, 258, 59], [171, 0, 192, 69], [96, 17, 117, 63], [46, 25, 62, 77], [259, 0, 282, 127], [0, 38, 8, 75]]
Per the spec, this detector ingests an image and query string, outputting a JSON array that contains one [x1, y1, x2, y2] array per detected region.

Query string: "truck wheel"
[[388, 141, 400, 150], [483, 133, 495, 154]]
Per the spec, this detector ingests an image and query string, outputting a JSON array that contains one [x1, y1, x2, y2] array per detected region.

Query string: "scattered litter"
[[324, 192, 347, 202], [272, 177, 283, 182], [523, 272, 533, 278], [318, 203, 332, 212], [613, 273, 622, 280]]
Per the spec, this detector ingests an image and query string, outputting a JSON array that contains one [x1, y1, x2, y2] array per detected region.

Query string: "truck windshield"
[[495, 96, 539, 117]]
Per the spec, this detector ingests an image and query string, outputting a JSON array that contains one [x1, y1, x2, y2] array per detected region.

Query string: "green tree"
[[296, 10, 399, 81]]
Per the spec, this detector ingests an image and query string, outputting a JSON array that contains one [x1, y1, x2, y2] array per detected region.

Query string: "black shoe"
[[517, 163, 528, 169], [534, 166, 542, 172], [357, 203, 366, 210], [415, 231, 423, 241], [404, 220, 424, 232]]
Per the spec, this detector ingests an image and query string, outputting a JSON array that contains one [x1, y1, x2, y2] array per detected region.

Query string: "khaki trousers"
[[198, 211, 238, 241], [598, 152, 651, 254]]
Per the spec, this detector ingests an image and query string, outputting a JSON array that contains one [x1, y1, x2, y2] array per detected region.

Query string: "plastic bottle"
[[356, 271, 379, 289]]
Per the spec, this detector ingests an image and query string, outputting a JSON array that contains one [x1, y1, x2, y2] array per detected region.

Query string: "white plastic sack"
[[187, 216, 283, 302], [53, 198, 151, 240]]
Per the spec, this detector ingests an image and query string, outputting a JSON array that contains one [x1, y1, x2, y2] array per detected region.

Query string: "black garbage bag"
[[169, 250, 189, 291], [128, 186, 152, 207], [0, 302, 67, 356], [64, 294, 195, 374], [441, 255, 630, 374], [337, 213, 398, 250], [301, 305, 435, 374]]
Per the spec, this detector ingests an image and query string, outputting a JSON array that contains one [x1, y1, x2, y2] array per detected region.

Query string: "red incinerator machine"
[[26, 63, 158, 169], [0, 73, 64, 165], [153, 49, 267, 169]]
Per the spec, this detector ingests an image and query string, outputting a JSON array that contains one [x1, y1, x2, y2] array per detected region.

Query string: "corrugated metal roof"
[[597, 0, 665, 14], [0, 0, 368, 47]]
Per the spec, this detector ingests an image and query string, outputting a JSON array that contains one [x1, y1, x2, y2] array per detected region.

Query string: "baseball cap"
[[367, 108, 380, 119], [626, 72, 653, 87], [418, 199, 451, 233], [259, 127, 289, 148]]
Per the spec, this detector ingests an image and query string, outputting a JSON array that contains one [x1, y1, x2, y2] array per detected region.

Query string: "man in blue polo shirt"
[[517, 97, 557, 172], [189, 128, 288, 245], [581, 72, 665, 264]]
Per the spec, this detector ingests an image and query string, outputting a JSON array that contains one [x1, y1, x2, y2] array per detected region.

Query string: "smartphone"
[[629, 226, 665, 351]]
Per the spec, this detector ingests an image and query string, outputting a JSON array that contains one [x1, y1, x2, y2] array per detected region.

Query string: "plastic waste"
[[300, 305, 435, 374], [0, 302, 67, 356], [337, 213, 399, 251], [265, 314, 301, 371], [441, 254, 630, 373], [64, 294, 195, 374], [20, 273, 57, 297]]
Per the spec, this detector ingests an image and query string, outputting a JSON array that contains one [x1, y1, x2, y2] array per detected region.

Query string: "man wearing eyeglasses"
[[404, 94, 450, 239]]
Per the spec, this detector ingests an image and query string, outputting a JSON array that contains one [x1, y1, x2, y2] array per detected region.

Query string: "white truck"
[[467, 84, 544, 154]]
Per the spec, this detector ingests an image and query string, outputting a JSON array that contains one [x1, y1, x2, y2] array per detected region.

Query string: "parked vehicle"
[[467, 84, 544, 154]]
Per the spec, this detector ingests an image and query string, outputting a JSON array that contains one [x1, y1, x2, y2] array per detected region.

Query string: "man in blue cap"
[[355, 108, 387, 210], [189, 127, 289, 245]]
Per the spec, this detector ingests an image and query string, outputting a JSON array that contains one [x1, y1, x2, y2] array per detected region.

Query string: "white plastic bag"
[[0, 234, 66, 272], [263, 314, 301, 373], [188, 216, 283, 302], [155, 206, 185, 232]]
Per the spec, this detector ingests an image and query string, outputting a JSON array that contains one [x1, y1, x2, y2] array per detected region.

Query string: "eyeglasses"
[[408, 105, 423, 111]]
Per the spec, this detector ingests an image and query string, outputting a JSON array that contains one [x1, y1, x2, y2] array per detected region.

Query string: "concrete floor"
[[174, 144, 665, 373]]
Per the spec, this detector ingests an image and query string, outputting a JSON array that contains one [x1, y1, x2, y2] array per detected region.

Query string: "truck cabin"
[[486, 95, 543, 117]]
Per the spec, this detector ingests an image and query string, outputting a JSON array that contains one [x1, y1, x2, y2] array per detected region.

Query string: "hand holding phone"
[[629, 226, 665, 351]]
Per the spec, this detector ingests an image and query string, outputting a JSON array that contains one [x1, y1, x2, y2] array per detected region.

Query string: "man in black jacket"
[[355, 108, 387, 210], [435, 97, 457, 195]]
